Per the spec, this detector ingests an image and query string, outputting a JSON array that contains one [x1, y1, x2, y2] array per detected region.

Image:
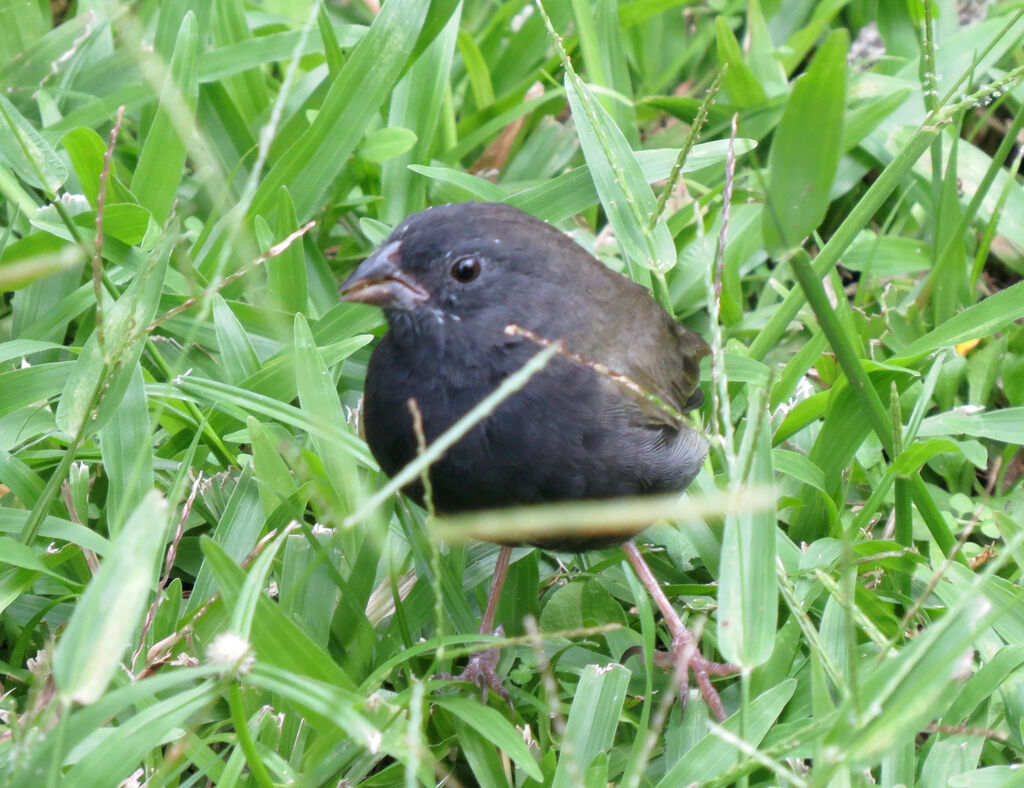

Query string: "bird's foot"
[[623, 633, 738, 722], [620, 542, 738, 721], [433, 626, 513, 709], [659, 633, 738, 722]]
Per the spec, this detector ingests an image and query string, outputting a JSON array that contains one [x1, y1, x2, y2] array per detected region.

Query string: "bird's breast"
[[361, 325, 704, 523], [362, 327, 519, 471]]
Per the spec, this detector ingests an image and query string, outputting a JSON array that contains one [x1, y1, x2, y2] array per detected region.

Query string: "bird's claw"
[[433, 627, 513, 709], [624, 635, 738, 722], [665, 633, 738, 722]]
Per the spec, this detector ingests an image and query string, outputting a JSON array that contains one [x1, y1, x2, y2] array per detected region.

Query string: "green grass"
[[1, 1, 1023, 786]]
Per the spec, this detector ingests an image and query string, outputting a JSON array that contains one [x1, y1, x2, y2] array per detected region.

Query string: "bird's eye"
[[450, 256, 482, 283]]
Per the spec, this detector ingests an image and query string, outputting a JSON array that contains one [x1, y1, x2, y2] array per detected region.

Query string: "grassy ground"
[[1, 1, 1023, 786]]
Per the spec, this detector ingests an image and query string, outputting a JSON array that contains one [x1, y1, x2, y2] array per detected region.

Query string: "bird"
[[339, 201, 736, 720]]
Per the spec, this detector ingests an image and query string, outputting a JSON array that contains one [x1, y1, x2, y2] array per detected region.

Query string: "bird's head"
[[339, 202, 576, 329]]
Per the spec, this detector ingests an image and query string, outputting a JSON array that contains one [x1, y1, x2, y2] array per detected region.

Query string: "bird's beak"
[[339, 241, 430, 309]]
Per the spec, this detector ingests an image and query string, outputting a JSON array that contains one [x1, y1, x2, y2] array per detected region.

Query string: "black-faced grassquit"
[[341, 202, 735, 719]]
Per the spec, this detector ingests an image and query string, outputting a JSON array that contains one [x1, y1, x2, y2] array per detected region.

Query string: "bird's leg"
[[434, 545, 514, 707], [622, 540, 738, 722], [478, 544, 511, 637]]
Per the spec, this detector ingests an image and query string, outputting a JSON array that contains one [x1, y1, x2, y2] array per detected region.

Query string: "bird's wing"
[[516, 234, 709, 429], [613, 314, 709, 429], [556, 275, 709, 430]]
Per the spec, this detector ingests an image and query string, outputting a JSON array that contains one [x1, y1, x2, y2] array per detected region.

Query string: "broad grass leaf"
[[889, 438, 960, 476], [99, 364, 154, 535], [187, 467, 263, 611], [0, 508, 108, 554], [248, 663, 384, 759], [842, 233, 931, 275], [508, 141, 755, 223], [251, 0, 430, 220], [0, 0, 49, 63], [445, 89, 561, 164], [928, 132, 970, 323], [279, 525, 341, 646], [265, 189, 307, 313], [408, 164, 510, 202], [60, 683, 219, 788], [565, 73, 677, 272], [714, 17, 767, 107], [720, 352, 771, 386], [949, 766, 1024, 787], [0, 95, 67, 194], [656, 680, 797, 786], [248, 416, 299, 515], [81, 204, 150, 245], [0, 245, 85, 291], [892, 281, 1024, 363], [446, 716, 510, 788], [190, 25, 362, 87], [457, 29, 494, 107], [228, 524, 294, 639], [745, 0, 788, 98], [719, 404, 777, 668], [917, 407, 1024, 445], [570, 0, 637, 144], [435, 696, 544, 781], [7, 667, 218, 788], [55, 240, 169, 438], [772, 448, 827, 492], [551, 663, 630, 788], [30, 201, 149, 246], [763, 28, 848, 255], [316, 3, 344, 75], [53, 491, 169, 704], [293, 313, 361, 510], [209, 0, 270, 120], [405, 0, 461, 72], [0, 534, 68, 581], [823, 592, 1002, 768], [163, 373, 376, 468], [212, 294, 260, 383], [381, 6, 460, 222], [130, 11, 199, 225], [61, 127, 135, 207], [841, 87, 913, 151], [940, 644, 1024, 731], [201, 539, 359, 692], [0, 9, 93, 87]]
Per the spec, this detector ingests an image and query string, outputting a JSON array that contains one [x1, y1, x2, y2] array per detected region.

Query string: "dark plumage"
[[341, 202, 710, 548], [340, 202, 734, 719]]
